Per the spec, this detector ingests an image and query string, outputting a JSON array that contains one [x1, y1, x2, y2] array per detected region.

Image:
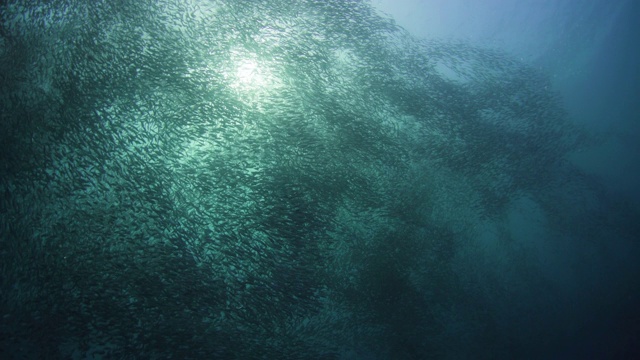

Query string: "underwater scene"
[[1, 0, 638, 358]]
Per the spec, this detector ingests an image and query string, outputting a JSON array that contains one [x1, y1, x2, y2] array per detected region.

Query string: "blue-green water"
[[1, 0, 638, 359]]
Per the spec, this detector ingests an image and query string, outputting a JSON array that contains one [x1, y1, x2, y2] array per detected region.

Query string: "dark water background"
[[377, 1, 640, 357], [1, 0, 638, 359]]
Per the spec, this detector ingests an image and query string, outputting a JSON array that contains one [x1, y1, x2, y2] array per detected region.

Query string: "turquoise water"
[[1, 0, 638, 358]]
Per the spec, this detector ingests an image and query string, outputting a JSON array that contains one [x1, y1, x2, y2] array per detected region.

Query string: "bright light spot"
[[226, 50, 283, 107], [234, 59, 266, 90]]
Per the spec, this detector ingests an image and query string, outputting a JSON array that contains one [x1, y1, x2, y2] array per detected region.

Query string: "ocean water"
[[1, 0, 638, 359]]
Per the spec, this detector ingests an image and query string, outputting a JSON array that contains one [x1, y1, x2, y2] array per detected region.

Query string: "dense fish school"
[[1, 0, 633, 359]]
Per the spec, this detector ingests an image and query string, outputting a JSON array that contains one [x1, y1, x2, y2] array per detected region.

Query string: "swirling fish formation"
[[0, 0, 616, 359]]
